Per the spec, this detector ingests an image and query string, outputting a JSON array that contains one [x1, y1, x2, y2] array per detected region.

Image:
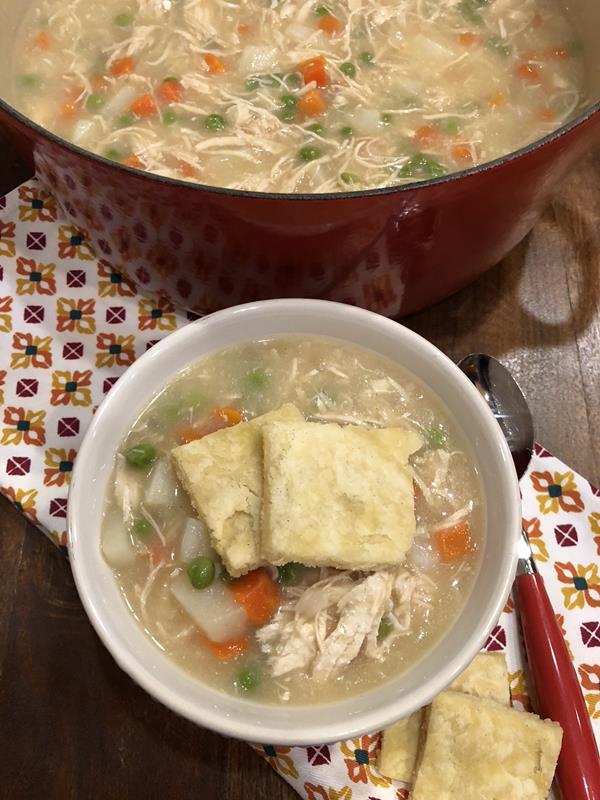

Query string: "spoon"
[[459, 354, 600, 800]]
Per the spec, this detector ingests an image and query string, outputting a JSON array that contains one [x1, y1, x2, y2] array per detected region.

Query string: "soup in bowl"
[[68, 299, 520, 744]]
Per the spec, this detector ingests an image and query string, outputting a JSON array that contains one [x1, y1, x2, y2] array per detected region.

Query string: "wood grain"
[[408, 147, 600, 484], [0, 123, 598, 799]]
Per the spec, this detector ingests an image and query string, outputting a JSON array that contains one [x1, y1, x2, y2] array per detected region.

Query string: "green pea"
[[18, 74, 40, 90], [117, 111, 136, 127], [86, 93, 105, 112], [236, 665, 261, 692], [245, 77, 260, 91], [486, 35, 511, 57], [340, 125, 354, 139], [340, 62, 356, 78], [125, 442, 156, 469], [299, 146, 321, 161], [219, 568, 235, 583], [307, 122, 324, 134], [440, 117, 460, 135], [341, 171, 360, 185], [163, 75, 180, 83], [246, 367, 269, 388], [421, 157, 447, 178], [458, 0, 491, 25], [132, 518, 153, 539], [186, 556, 215, 589], [380, 112, 393, 125], [280, 94, 297, 109], [360, 51, 374, 64], [278, 563, 303, 585], [425, 425, 447, 449], [400, 152, 447, 179], [162, 109, 178, 125], [378, 616, 393, 641], [315, 4, 330, 15], [113, 12, 133, 26], [104, 148, 121, 161], [205, 113, 226, 131], [279, 109, 296, 124]]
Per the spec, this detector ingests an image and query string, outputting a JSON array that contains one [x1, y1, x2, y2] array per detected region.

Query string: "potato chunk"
[[261, 420, 422, 570]]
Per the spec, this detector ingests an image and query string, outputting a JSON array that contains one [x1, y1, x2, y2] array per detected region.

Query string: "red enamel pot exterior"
[[1, 100, 599, 316]]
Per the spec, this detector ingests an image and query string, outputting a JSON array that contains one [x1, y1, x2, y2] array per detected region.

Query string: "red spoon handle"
[[515, 572, 600, 800]]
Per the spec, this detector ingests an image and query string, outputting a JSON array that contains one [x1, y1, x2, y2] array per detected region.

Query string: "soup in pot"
[[11, 0, 588, 192], [101, 336, 485, 704]]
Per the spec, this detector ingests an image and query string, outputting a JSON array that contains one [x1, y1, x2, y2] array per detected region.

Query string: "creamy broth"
[[12, 0, 587, 192], [101, 336, 484, 704]]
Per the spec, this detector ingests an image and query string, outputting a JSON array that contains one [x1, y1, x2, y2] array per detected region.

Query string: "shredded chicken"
[[258, 566, 433, 681], [312, 571, 394, 680]]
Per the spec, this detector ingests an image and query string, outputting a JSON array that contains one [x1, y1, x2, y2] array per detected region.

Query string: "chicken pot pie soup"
[[12, 0, 588, 192], [101, 336, 485, 703]]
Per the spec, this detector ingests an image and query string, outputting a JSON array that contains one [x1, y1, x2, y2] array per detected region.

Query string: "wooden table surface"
[[1, 127, 599, 799]]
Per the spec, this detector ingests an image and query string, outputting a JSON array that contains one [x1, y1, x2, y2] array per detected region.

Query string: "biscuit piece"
[[411, 692, 563, 800], [172, 404, 302, 576], [450, 651, 510, 705], [378, 653, 509, 783], [378, 709, 424, 784], [261, 421, 422, 570]]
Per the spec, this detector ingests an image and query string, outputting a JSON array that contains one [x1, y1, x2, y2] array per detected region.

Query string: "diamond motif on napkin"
[[106, 306, 126, 324], [66, 269, 86, 288], [63, 342, 84, 360], [16, 379, 39, 398], [306, 746, 331, 766], [26, 232, 46, 251], [6, 456, 31, 476], [57, 417, 80, 437], [23, 305, 45, 324], [48, 497, 67, 517], [581, 621, 600, 648], [103, 377, 119, 393], [484, 624, 506, 651], [554, 524, 578, 547]]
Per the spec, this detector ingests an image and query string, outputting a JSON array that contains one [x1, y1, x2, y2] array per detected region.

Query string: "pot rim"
[[1, 92, 599, 202]]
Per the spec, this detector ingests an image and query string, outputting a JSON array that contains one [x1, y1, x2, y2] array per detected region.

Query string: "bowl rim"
[[1, 89, 598, 202], [68, 298, 521, 744]]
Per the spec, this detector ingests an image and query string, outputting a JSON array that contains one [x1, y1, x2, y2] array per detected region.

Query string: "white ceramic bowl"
[[68, 299, 520, 745]]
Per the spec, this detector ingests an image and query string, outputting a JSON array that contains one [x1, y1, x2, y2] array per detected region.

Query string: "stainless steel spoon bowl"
[[458, 354, 533, 479]]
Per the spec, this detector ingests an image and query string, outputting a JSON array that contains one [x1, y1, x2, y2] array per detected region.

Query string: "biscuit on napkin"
[[411, 692, 562, 800], [378, 652, 510, 783]]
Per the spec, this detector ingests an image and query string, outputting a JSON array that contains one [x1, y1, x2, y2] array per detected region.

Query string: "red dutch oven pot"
[[0, 4, 599, 317]]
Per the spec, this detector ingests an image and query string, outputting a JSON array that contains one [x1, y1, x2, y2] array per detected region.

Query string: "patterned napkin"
[[1, 180, 598, 798]]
